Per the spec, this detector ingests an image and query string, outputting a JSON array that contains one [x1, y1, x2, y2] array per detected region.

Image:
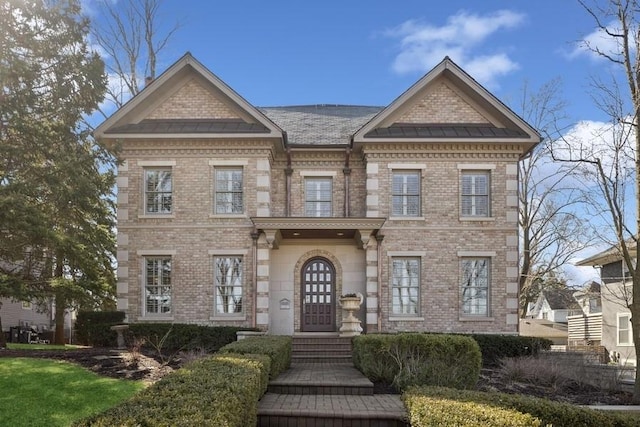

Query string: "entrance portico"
[[251, 217, 385, 335]]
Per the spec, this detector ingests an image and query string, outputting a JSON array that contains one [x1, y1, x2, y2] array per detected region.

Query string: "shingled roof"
[[259, 105, 382, 146], [542, 288, 581, 310]]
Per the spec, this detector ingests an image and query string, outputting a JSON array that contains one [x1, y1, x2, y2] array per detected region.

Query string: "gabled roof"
[[576, 242, 637, 267], [352, 56, 540, 153], [542, 288, 581, 311], [94, 52, 283, 141]]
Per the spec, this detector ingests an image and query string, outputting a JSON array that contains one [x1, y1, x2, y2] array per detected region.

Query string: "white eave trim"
[[101, 132, 282, 140]]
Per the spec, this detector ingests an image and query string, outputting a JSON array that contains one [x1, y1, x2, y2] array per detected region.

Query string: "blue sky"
[[88, 0, 610, 123], [87, 1, 618, 286]]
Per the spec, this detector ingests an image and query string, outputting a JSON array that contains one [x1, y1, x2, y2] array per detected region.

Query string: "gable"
[[147, 79, 239, 120], [353, 57, 540, 153], [94, 53, 283, 141]]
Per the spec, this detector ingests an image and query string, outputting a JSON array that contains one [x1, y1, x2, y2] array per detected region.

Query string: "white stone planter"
[[339, 294, 363, 337]]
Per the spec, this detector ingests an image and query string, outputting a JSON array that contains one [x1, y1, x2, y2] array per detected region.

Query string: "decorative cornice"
[[251, 217, 386, 230]]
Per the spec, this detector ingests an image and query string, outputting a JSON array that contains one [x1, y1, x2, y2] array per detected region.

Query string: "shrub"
[[218, 335, 291, 379], [74, 353, 270, 427], [74, 311, 126, 347], [127, 323, 256, 352], [403, 388, 541, 426], [353, 333, 481, 391], [406, 386, 637, 427], [470, 334, 552, 367]]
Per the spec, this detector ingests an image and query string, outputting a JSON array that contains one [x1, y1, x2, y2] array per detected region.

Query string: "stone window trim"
[[140, 254, 174, 320], [459, 255, 492, 318], [458, 164, 495, 220], [617, 312, 633, 346], [389, 254, 423, 317]]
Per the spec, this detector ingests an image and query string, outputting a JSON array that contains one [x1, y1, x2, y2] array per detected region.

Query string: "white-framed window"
[[461, 171, 490, 217], [214, 256, 243, 314], [144, 257, 172, 315], [391, 257, 420, 315], [214, 167, 243, 214], [22, 301, 32, 310], [305, 177, 332, 217], [618, 313, 633, 346], [461, 258, 490, 316], [392, 170, 420, 217], [144, 169, 172, 214]]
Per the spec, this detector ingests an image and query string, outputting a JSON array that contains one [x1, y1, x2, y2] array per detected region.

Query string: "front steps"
[[291, 334, 353, 364], [257, 335, 409, 427]]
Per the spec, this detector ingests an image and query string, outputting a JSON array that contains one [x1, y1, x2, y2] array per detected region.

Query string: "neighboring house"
[[577, 248, 635, 365], [519, 318, 569, 345], [0, 298, 51, 332], [527, 288, 582, 323], [94, 53, 540, 335]]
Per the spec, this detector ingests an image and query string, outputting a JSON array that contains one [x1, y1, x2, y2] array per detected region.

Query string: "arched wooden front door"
[[301, 257, 336, 332]]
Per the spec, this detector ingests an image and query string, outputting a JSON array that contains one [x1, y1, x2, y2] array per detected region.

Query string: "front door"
[[301, 257, 336, 332]]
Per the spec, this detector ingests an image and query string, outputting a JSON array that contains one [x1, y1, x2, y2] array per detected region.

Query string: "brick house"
[[95, 53, 540, 335]]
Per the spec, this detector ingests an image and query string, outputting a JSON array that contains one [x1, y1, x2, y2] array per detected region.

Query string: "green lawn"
[[7, 343, 85, 351], [0, 357, 144, 427]]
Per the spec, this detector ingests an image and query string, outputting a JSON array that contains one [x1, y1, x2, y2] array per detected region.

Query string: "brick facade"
[[98, 53, 538, 336]]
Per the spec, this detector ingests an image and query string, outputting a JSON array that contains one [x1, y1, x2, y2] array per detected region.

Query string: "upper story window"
[[215, 167, 243, 214], [392, 170, 420, 217], [144, 256, 172, 315], [461, 257, 490, 316], [461, 171, 490, 217], [144, 169, 172, 214], [305, 178, 332, 217]]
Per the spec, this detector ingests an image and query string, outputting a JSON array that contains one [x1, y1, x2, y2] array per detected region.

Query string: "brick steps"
[[258, 335, 409, 427]]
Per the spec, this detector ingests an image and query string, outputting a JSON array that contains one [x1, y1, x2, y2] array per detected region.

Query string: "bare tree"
[[551, 0, 640, 401], [516, 79, 592, 317], [91, 0, 180, 114]]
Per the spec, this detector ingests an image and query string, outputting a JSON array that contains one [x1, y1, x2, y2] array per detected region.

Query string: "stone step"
[[291, 354, 353, 364], [268, 363, 372, 395], [257, 393, 409, 427]]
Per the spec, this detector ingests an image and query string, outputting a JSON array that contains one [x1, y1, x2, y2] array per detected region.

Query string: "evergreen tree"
[[0, 0, 114, 346]]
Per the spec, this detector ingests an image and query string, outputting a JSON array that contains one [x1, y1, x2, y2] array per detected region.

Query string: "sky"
[[85, 0, 622, 287]]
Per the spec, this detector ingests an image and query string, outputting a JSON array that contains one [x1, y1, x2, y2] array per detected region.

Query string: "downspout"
[[376, 234, 384, 332], [285, 148, 292, 217], [251, 229, 259, 329], [343, 148, 351, 217]]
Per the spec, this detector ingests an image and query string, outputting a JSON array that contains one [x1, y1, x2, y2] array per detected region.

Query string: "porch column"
[[255, 233, 271, 330], [365, 234, 381, 332]]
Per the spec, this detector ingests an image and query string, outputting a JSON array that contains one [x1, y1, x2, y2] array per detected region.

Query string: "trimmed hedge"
[[353, 333, 481, 391], [218, 335, 292, 379], [405, 386, 638, 427], [470, 334, 552, 367], [127, 323, 257, 352], [73, 353, 271, 427], [74, 311, 126, 347]]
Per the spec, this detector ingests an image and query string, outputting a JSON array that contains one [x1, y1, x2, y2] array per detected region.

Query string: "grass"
[[7, 343, 85, 351], [0, 358, 144, 427]]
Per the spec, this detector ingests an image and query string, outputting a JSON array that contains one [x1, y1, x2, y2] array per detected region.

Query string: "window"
[[392, 171, 420, 217], [215, 168, 243, 214], [461, 172, 490, 217], [391, 258, 420, 315], [22, 301, 32, 310], [144, 169, 172, 214], [618, 313, 632, 345], [461, 258, 489, 316], [214, 256, 243, 314], [305, 178, 332, 217], [145, 257, 172, 315]]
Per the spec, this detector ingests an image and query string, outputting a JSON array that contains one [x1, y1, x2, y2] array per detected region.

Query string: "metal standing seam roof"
[[106, 118, 270, 134]]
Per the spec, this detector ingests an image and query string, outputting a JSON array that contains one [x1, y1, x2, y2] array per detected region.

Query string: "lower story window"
[[461, 258, 489, 316], [145, 257, 172, 315], [391, 257, 420, 315], [215, 256, 243, 314], [618, 313, 632, 345]]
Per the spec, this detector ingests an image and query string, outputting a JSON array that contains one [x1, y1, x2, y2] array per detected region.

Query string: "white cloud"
[[568, 20, 623, 61], [385, 10, 525, 87]]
